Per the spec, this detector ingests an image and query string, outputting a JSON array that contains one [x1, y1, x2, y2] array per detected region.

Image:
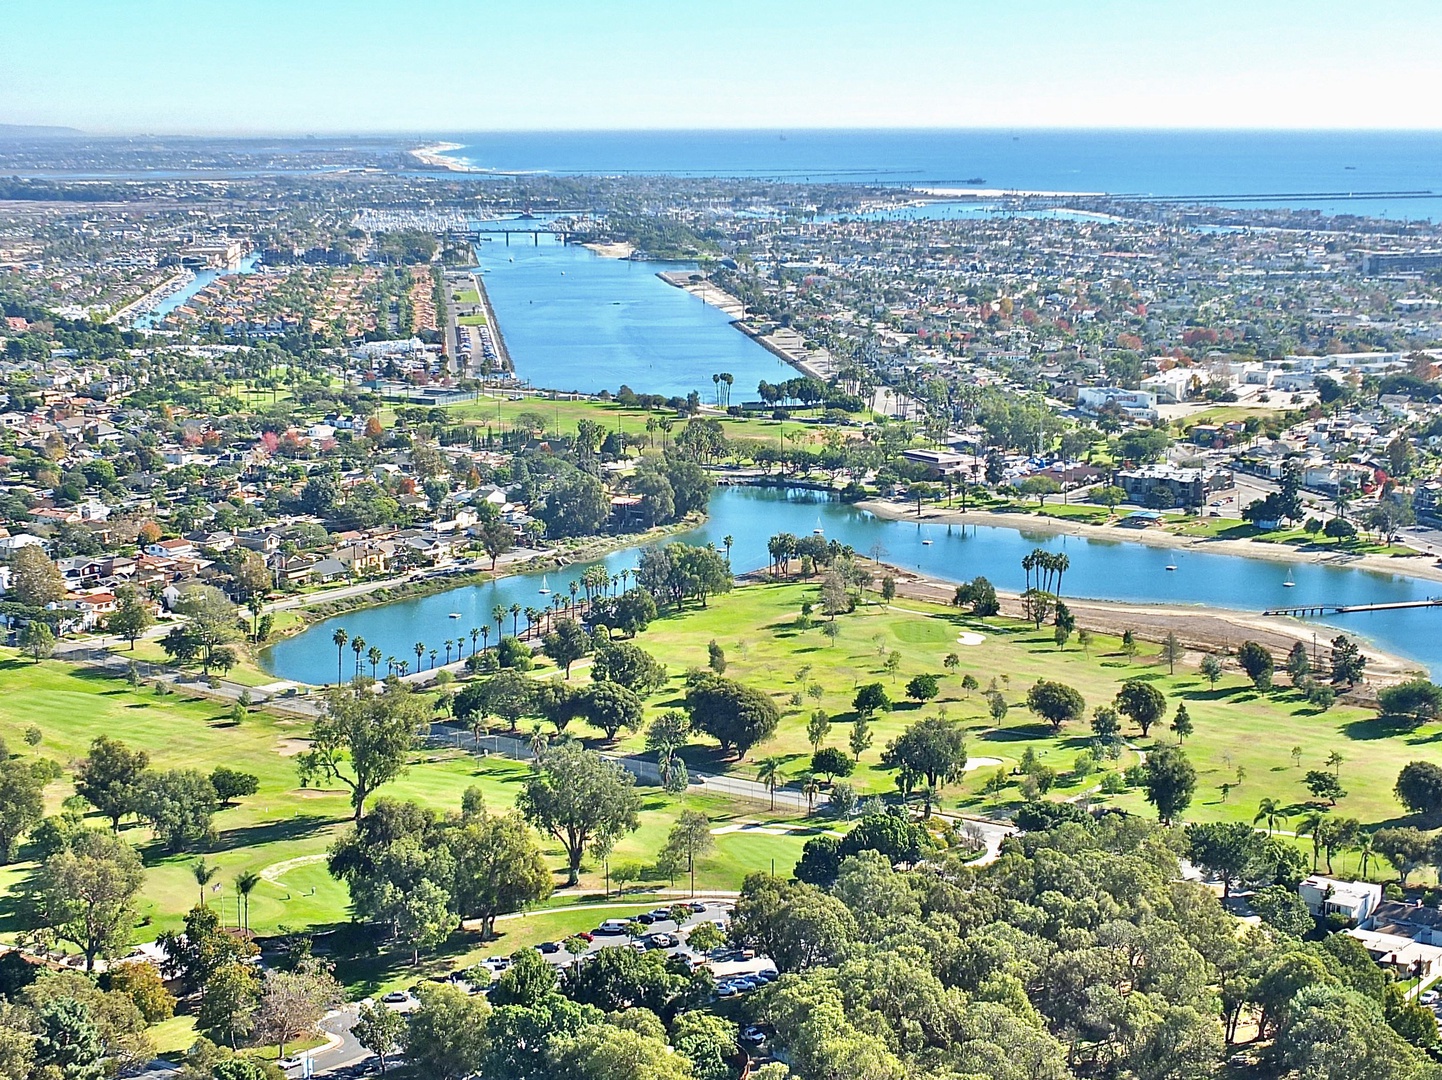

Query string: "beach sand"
[[582, 241, 636, 259], [409, 142, 470, 171]]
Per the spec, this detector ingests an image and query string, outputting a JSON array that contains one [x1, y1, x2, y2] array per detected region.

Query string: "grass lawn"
[[0, 650, 813, 971], [487, 580, 1438, 847], [443, 394, 848, 449], [457, 313, 488, 326]]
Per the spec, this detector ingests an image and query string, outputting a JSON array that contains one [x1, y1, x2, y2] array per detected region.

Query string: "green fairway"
[[497, 579, 1438, 847]]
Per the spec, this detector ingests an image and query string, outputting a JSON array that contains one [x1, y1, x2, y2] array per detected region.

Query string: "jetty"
[[1261, 598, 1442, 617]]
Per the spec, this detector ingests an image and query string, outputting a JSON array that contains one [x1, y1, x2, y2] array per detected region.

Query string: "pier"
[[1261, 598, 1442, 617]]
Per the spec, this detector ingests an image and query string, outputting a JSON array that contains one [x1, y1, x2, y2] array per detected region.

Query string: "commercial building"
[[1116, 465, 1234, 508]]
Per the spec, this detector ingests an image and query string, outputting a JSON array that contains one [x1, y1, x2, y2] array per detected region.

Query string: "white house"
[[1298, 875, 1382, 925]]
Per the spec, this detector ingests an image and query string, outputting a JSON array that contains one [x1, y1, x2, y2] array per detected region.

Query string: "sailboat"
[[1283, 569, 1296, 588], [1165, 558, 1178, 571], [921, 525, 933, 546], [538, 575, 551, 595], [812, 517, 825, 536], [448, 612, 461, 619]]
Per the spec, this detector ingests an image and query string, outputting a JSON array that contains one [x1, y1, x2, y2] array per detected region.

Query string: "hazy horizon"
[[4, 0, 1441, 135]]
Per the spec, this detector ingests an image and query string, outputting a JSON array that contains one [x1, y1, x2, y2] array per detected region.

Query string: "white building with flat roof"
[[1298, 875, 1382, 926]]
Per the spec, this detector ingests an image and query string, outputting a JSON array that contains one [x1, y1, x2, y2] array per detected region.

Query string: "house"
[[0, 534, 46, 556], [145, 538, 197, 559], [68, 592, 117, 631], [1298, 875, 1381, 925], [1346, 927, 1442, 981], [1363, 899, 1442, 945], [333, 543, 391, 576]]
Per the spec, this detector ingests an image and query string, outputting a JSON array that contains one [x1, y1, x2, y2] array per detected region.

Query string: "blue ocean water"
[[446, 128, 1442, 219]]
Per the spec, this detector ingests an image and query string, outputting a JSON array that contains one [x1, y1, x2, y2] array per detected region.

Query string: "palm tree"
[[444, 640, 453, 666], [351, 636, 366, 679], [386, 655, 397, 677], [528, 724, 547, 758], [471, 627, 481, 655], [1253, 797, 1288, 836], [722, 536, 734, 565], [235, 870, 260, 935], [1355, 832, 1377, 878], [757, 757, 785, 811], [332, 628, 348, 685], [1052, 552, 1071, 597], [193, 858, 220, 908], [1295, 811, 1326, 870], [568, 581, 579, 613], [800, 773, 820, 816], [492, 605, 507, 641], [480, 626, 490, 652], [398, 660, 410, 677], [414, 641, 425, 671], [510, 603, 522, 637], [429, 649, 438, 670], [367, 646, 381, 680]]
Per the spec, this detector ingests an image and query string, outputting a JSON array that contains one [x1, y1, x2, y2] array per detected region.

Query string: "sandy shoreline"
[[582, 241, 636, 259], [859, 499, 1442, 586], [409, 142, 472, 171], [874, 567, 1421, 685]]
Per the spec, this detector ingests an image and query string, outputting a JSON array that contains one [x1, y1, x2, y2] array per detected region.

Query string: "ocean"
[[442, 128, 1442, 220]]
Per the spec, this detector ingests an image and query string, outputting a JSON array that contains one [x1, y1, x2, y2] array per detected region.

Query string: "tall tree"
[[75, 736, 149, 831], [517, 745, 640, 885], [298, 683, 429, 820], [35, 829, 145, 971]]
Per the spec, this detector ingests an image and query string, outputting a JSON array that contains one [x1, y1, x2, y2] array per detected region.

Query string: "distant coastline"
[[409, 141, 471, 171]]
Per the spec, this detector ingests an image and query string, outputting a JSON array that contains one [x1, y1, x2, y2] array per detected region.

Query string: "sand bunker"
[[956, 632, 986, 646]]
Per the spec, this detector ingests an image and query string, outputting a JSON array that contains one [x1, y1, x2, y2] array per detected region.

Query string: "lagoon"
[[260, 487, 1442, 685], [472, 235, 791, 401]]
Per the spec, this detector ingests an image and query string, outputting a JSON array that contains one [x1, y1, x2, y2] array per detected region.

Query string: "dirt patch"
[[288, 788, 342, 799], [274, 738, 310, 757]]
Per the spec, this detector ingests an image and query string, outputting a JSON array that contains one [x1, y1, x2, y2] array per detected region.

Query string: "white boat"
[[448, 612, 461, 619], [1165, 563, 1177, 572], [538, 575, 551, 595], [1283, 570, 1296, 587], [812, 517, 824, 535]]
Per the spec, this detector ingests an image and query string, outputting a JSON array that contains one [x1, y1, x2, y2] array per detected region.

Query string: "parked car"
[[647, 933, 675, 949], [716, 983, 739, 998], [688, 902, 708, 913], [636, 913, 659, 925], [538, 941, 561, 954], [596, 919, 631, 935], [741, 1025, 767, 1047]]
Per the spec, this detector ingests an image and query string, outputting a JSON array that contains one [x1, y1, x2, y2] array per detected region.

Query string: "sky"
[[3, 0, 1441, 134]]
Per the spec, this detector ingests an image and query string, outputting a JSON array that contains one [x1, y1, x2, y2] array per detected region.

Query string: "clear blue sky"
[[4, 0, 1439, 133]]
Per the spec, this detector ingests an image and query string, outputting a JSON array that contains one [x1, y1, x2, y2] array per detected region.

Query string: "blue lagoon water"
[[473, 235, 790, 400], [446, 129, 1442, 220], [261, 487, 1442, 684]]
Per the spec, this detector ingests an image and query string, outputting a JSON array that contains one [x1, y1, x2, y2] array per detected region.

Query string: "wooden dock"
[[1261, 598, 1442, 617]]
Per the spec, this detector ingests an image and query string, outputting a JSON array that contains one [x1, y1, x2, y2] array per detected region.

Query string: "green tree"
[[684, 672, 781, 758], [35, 828, 145, 971], [848, 716, 873, 761], [1200, 654, 1224, 687], [904, 673, 940, 703], [449, 809, 553, 938], [20, 620, 55, 663], [881, 717, 967, 788], [106, 588, 154, 650], [1330, 635, 1366, 686], [298, 683, 428, 820], [852, 682, 891, 720], [574, 682, 644, 742], [1144, 744, 1197, 824], [404, 983, 490, 1080], [1171, 702, 1194, 743], [197, 962, 260, 1050], [659, 810, 715, 897], [75, 736, 150, 833], [1115, 678, 1167, 737], [1185, 821, 1270, 899], [137, 769, 217, 852], [1026, 680, 1085, 731], [1237, 641, 1274, 690], [9, 546, 66, 609], [517, 745, 640, 885], [541, 618, 589, 677], [353, 1000, 406, 1073]]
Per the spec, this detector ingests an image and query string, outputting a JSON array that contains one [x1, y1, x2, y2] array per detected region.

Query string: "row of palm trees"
[[323, 565, 657, 686], [1021, 548, 1071, 596], [1254, 792, 1377, 877], [192, 858, 261, 936]]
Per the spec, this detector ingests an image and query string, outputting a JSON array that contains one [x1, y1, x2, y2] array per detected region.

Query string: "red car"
[[572, 931, 595, 943]]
